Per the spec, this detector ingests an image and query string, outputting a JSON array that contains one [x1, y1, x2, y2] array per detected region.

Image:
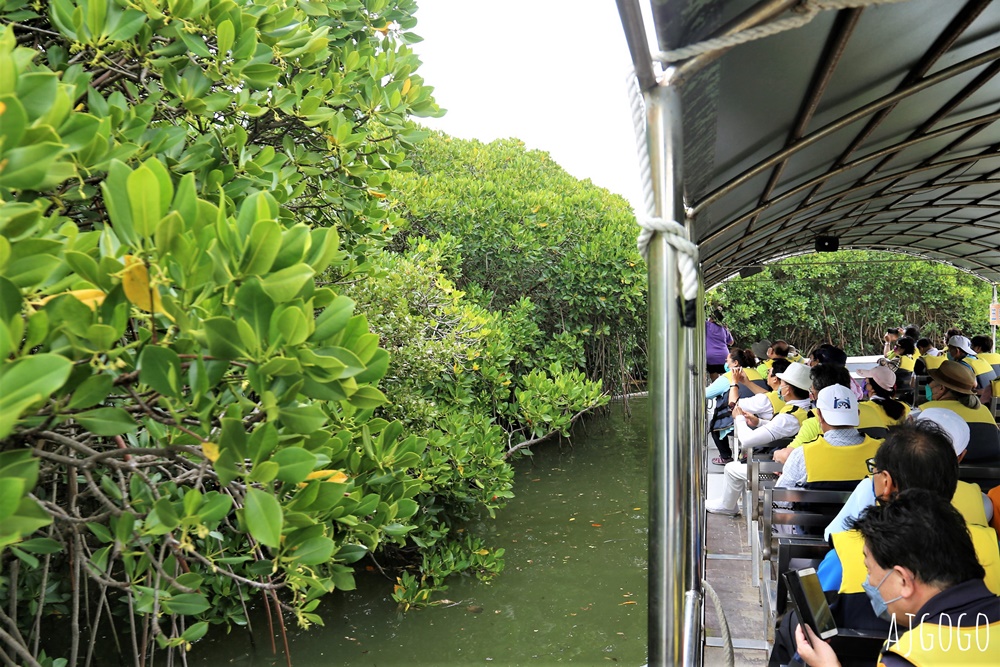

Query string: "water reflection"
[[190, 398, 649, 666]]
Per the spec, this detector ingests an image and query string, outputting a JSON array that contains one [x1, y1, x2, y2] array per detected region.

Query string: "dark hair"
[[770, 358, 792, 376], [903, 326, 920, 340], [872, 421, 957, 500], [709, 307, 724, 323], [945, 327, 963, 342], [849, 488, 984, 589], [868, 380, 907, 421], [810, 344, 847, 366], [971, 335, 993, 353], [728, 347, 755, 368], [810, 363, 851, 393], [916, 337, 934, 351], [771, 340, 790, 358], [894, 336, 916, 356]]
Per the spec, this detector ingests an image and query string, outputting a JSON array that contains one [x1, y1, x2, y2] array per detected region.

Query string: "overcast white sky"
[[409, 1, 652, 214]]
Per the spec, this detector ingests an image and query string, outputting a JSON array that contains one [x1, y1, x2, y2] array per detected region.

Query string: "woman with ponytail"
[[858, 365, 910, 426], [705, 347, 767, 464]]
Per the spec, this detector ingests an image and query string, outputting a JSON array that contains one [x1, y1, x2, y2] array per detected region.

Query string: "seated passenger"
[[733, 358, 790, 423], [751, 338, 771, 368], [971, 335, 1000, 405], [704, 362, 814, 516], [794, 489, 1000, 667], [810, 344, 865, 401], [756, 339, 790, 378], [948, 334, 997, 394], [889, 336, 916, 402], [824, 409, 994, 540], [787, 344, 805, 363], [857, 365, 910, 427], [773, 417, 1000, 667], [775, 365, 887, 463], [705, 348, 768, 465], [914, 360, 1000, 464], [775, 384, 881, 492], [883, 326, 902, 358], [916, 336, 941, 358]]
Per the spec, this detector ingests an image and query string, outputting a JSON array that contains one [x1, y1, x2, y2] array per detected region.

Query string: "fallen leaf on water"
[[591, 523, 602, 527], [633, 507, 641, 511], [619, 601, 637, 606], [569, 518, 576, 521]]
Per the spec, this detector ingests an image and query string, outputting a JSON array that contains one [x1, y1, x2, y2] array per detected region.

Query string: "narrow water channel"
[[191, 397, 650, 666]]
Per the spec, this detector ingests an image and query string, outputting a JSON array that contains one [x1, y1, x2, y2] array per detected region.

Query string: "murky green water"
[[191, 398, 649, 666]]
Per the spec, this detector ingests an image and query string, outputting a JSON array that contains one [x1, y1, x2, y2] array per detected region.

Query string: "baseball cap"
[[947, 335, 976, 356], [815, 384, 859, 426], [913, 408, 970, 457], [857, 365, 896, 392]]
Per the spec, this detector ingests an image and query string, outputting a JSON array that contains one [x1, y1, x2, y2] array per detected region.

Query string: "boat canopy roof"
[[626, 0, 1000, 287]]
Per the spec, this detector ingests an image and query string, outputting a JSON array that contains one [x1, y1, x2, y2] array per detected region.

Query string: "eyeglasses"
[[866, 457, 878, 474]]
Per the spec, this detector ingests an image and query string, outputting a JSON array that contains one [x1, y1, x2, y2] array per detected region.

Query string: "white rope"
[[703, 579, 735, 667], [655, 0, 913, 63], [628, 73, 700, 302]]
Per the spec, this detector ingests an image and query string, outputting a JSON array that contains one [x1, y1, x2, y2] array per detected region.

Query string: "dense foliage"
[[0, 1, 629, 664], [707, 251, 995, 355], [389, 132, 649, 394]]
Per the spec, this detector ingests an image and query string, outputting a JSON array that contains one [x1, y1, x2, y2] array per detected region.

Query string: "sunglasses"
[[866, 457, 878, 474]]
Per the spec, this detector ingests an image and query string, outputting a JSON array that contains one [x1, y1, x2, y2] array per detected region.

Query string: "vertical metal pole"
[[647, 77, 698, 666], [684, 274, 707, 667], [992, 283, 997, 351]]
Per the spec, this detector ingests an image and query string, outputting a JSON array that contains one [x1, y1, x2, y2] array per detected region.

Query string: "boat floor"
[[703, 438, 770, 665]]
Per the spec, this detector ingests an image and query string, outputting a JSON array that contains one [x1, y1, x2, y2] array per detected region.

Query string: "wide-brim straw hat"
[[927, 360, 976, 395]]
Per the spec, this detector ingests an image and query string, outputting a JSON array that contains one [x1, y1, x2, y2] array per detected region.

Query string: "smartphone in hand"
[[784, 567, 838, 641]]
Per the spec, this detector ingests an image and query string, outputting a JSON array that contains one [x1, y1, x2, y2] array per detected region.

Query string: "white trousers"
[[715, 460, 747, 510]]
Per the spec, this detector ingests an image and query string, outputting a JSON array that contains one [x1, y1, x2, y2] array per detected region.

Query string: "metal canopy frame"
[[618, 1, 1000, 665], [636, 0, 1000, 288]]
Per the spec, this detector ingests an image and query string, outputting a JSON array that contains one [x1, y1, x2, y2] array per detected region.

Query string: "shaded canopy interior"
[[629, 0, 1000, 288]]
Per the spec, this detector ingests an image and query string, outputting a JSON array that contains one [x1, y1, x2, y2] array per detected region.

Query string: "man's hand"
[[772, 447, 792, 464], [731, 367, 747, 385], [795, 624, 842, 667], [744, 414, 760, 428]]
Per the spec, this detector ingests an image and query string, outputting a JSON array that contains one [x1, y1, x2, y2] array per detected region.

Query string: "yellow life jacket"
[[803, 434, 882, 484], [766, 390, 786, 414], [756, 358, 774, 378], [834, 481, 1000, 596], [967, 356, 997, 389], [897, 354, 916, 373], [865, 400, 911, 427], [777, 403, 808, 426], [923, 354, 947, 371], [881, 617, 1000, 666], [789, 416, 821, 449]]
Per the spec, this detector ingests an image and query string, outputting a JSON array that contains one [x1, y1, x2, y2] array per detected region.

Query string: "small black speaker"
[[739, 266, 764, 278], [815, 236, 839, 252]]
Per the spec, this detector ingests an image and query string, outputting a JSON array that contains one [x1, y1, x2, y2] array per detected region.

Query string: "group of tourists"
[[703, 312, 1000, 666]]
